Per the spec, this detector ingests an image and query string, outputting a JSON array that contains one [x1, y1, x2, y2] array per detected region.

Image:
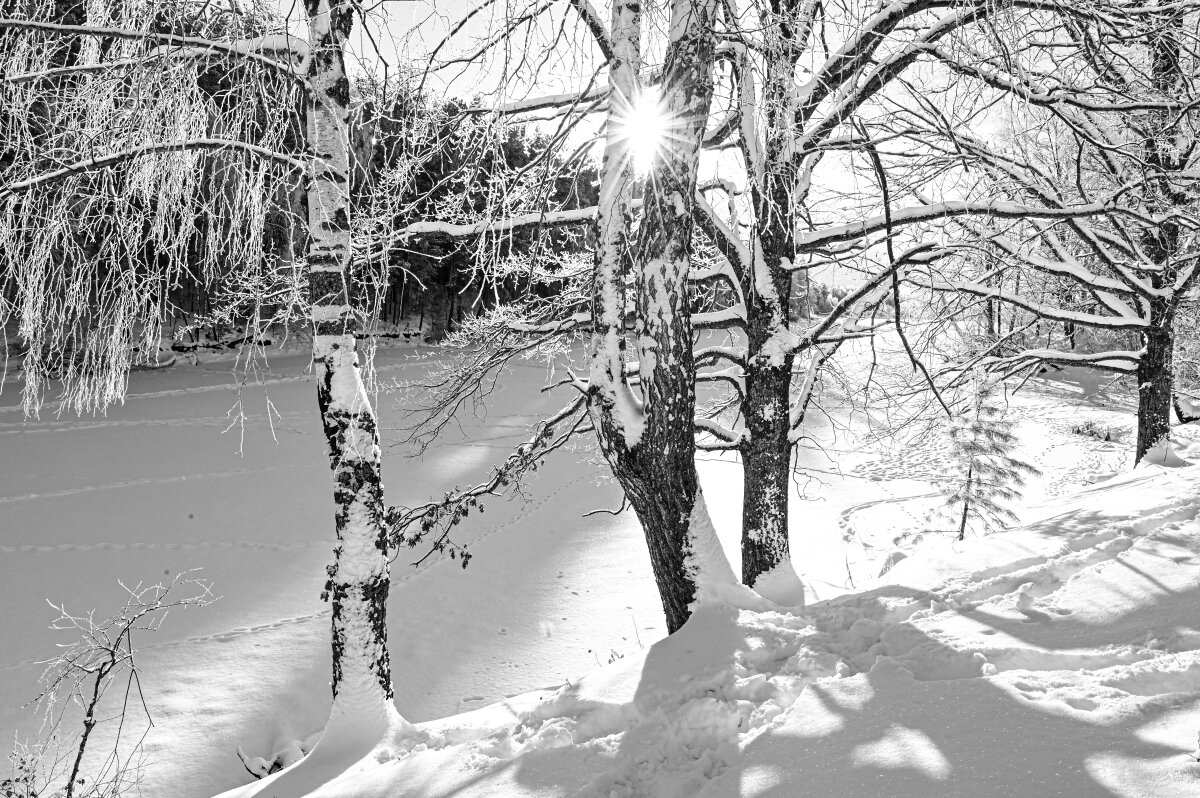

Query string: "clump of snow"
[[757, 324, 800, 368], [749, 558, 806, 608], [1140, 437, 1190, 468], [682, 489, 741, 603]]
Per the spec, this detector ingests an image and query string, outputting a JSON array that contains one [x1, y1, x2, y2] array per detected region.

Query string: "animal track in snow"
[[0, 462, 315, 504], [0, 539, 326, 555]]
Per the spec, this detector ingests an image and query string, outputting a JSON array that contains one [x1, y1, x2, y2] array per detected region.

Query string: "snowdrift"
[[217, 464, 1200, 798]]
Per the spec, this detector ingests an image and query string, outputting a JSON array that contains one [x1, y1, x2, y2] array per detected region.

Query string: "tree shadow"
[[704, 585, 1199, 797], [708, 661, 1193, 798], [387, 552, 1200, 797]]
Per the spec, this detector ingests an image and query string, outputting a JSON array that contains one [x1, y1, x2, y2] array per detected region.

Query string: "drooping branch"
[[0, 140, 308, 199], [0, 19, 306, 77]]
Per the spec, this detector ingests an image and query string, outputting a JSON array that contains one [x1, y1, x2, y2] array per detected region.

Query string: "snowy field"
[[3, 346, 1200, 797]]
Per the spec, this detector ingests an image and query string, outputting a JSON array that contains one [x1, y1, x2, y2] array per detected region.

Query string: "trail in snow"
[[0, 462, 313, 504]]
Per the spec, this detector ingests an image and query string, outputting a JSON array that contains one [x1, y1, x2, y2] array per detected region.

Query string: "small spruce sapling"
[[935, 373, 1041, 540]]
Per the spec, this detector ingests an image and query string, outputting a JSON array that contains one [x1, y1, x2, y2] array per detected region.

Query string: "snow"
[[1141, 438, 1190, 468], [214, 454, 1200, 797], [5, 343, 1200, 797]]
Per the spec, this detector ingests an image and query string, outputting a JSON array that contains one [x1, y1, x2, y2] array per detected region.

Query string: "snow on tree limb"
[[796, 199, 1121, 250], [984, 348, 1142, 375], [492, 85, 608, 116], [918, 277, 1151, 330], [0, 140, 308, 199], [0, 19, 306, 78], [398, 206, 599, 239], [566, 0, 614, 61], [694, 416, 745, 447]]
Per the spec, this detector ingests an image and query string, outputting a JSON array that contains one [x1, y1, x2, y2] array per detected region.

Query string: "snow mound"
[[215, 466, 1200, 797], [1140, 438, 1191, 468]]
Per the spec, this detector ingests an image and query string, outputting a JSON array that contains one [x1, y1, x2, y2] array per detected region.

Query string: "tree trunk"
[[303, 0, 397, 733], [738, 17, 803, 595], [423, 262, 453, 343], [957, 464, 972, 541], [740, 360, 793, 587], [586, 0, 730, 633], [1137, 304, 1174, 461], [1135, 15, 1184, 463]]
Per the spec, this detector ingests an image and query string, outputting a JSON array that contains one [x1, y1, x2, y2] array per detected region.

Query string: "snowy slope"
[[4, 348, 1200, 797], [209, 462, 1200, 798], [0, 348, 670, 797]]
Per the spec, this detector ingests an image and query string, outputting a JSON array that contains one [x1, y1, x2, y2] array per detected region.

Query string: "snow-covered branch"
[[0, 140, 308, 199], [796, 199, 1118, 250], [919, 278, 1150, 330], [693, 416, 744, 447], [0, 19, 305, 78]]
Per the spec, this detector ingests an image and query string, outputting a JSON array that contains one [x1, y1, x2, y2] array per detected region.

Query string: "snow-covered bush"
[[1071, 419, 1121, 442]]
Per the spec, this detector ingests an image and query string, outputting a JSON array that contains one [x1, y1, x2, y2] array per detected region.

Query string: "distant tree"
[[934, 373, 1040, 541], [351, 80, 600, 343]]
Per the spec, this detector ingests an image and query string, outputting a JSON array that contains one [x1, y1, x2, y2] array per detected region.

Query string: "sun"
[[618, 89, 670, 175]]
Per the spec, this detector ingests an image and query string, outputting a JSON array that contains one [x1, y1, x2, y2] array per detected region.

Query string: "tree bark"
[[1135, 14, 1185, 463], [303, 0, 396, 729], [740, 360, 792, 586], [1137, 303, 1175, 461], [587, 0, 729, 633]]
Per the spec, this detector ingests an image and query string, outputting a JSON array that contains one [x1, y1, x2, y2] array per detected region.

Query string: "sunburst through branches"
[[616, 89, 671, 175]]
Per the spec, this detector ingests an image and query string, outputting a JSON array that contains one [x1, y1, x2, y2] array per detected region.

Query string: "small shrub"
[[6, 573, 214, 798], [1072, 420, 1120, 442]]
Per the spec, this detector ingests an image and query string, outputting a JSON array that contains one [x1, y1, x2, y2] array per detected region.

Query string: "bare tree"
[[910, 6, 1200, 462], [383, 0, 1152, 629]]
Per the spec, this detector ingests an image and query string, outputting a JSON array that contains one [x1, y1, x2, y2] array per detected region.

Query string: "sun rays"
[[615, 88, 672, 175]]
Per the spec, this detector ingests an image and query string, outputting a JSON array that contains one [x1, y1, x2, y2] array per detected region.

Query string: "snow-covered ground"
[[3, 346, 1199, 797]]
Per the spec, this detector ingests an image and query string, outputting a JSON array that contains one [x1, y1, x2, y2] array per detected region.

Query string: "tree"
[[583, 0, 737, 631], [350, 81, 600, 343], [630, 0, 1130, 595], [909, 6, 1200, 463], [384, 0, 744, 633], [384, 0, 1151, 630], [0, 0, 403, 747], [934, 372, 1040, 540]]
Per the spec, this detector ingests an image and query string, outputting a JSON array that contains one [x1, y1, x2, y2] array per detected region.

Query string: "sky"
[[272, 0, 611, 103]]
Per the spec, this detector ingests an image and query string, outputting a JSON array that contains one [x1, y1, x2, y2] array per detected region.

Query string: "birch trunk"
[[303, 0, 397, 732], [587, 0, 730, 633]]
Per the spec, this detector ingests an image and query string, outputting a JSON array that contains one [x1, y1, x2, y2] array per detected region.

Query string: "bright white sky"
[[273, 0, 612, 103]]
